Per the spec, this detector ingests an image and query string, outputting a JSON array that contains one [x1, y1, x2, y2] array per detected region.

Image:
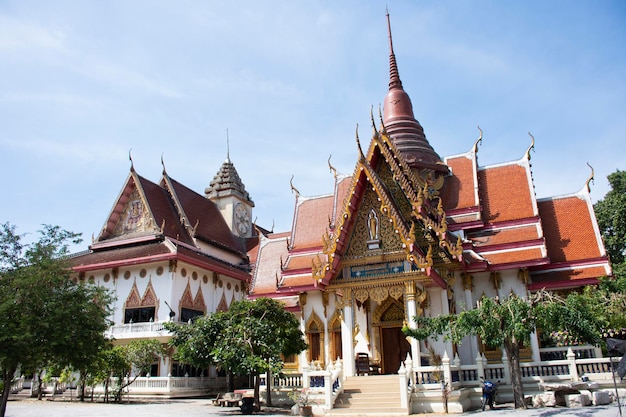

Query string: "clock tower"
[[205, 156, 254, 238]]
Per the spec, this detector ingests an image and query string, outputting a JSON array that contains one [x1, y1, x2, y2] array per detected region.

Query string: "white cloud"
[[0, 15, 67, 52]]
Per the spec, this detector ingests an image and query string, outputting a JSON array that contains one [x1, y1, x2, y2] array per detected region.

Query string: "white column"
[[299, 314, 308, 371], [341, 288, 355, 376], [530, 331, 541, 362], [440, 288, 454, 358], [405, 281, 421, 365], [463, 273, 480, 362]]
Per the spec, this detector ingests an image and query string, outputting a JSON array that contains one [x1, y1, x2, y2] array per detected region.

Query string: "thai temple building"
[[67, 13, 613, 411]]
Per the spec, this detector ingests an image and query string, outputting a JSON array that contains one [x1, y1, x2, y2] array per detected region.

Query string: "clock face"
[[234, 203, 250, 236]]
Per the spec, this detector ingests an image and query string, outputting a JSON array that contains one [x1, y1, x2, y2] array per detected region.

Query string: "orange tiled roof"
[[282, 274, 316, 287], [479, 247, 545, 266], [532, 265, 609, 283], [442, 154, 478, 211], [478, 162, 536, 223], [538, 194, 603, 263], [250, 236, 289, 295], [284, 253, 318, 272], [468, 224, 541, 248], [291, 195, 334, 250]]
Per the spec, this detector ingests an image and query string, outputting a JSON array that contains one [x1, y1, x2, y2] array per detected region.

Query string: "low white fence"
[[90, 375, 224, 396], [407, 347, 620, 393]]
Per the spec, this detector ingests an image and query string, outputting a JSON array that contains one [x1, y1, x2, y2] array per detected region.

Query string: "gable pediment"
[[317, 127, 463, 287], [97, 173, 161, 243]]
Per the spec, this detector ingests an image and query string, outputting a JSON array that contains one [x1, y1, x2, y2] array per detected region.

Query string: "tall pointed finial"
[[161, 153, 167, 175], [386, 8, 402, 91], [328, 155, 337, 179], [473, 126, 483, 154], [585, 162, 595, 193], [386, 6, 394, 53], [370, 105, 378, 136], [129, 148, 134, 172], [226, 128, 230, 162], [290, 175, 300, 198], [355, 123, 365, 159], [525, 132, 535, 161]]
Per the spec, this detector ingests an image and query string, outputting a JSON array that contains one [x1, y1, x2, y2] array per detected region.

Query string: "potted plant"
[[289, 388, 316, 416]]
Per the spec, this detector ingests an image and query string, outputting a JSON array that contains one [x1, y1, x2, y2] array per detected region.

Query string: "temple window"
[[180, 307, 204, 322], [305, 311, 325, 364], [124, 306, 155, 323]]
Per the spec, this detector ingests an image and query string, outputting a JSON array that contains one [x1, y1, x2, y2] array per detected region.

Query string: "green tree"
[[105, 339, 165, 403], [404, 293, 601, 409], [593, 170, 626, 334], [166, 297, 307, 410], [594, 170, 626, 271], [0, 223, 113, 417]]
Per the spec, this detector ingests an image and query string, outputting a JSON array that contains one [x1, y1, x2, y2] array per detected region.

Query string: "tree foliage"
[[594, 170, 626, 267], [102, 339, 165, 403], [165, 297, 307, 409], [404, 292, 601, 409], [592, 170, 626, 333], [0, 223, 113, 417]]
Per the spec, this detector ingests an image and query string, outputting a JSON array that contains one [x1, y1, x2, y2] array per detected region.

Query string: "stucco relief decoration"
[[180, 282, 194, 309], [322, 291, 329, 318], [216, 293, 228, 312], [354, 288, 369, 304], [299, 292, 308, 307], [373, 296, 405, 325], [369, 287, 389, 303], [344, 188, 403, 259], [125, 280, 142, 308], [461, 273, 474, 291], [490, 272, 502, 290], [517, 268, 530, 284], [389, 285, 403, 300], [382, 303, 405, 322], [306, 311, 323, 331], [329, 310, 342, 330], [141, 279, 158, 307], [378, 163, 412, 216], [416, 289, 429, 315]]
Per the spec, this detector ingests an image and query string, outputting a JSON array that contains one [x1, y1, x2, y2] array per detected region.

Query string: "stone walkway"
[[4, 398, 625, 417]]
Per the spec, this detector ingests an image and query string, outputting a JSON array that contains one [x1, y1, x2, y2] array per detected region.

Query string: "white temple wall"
[[424, 286, 450, 360]]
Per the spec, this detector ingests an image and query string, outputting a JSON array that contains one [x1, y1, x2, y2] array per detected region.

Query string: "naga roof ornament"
[[525, 132, 535, 160], [585, 162, 595, 193]]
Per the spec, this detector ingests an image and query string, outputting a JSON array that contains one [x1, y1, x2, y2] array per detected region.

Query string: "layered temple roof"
[[71, 166, 250, 280], [248, 16, 611, 300], [205, 156, 254, 206]]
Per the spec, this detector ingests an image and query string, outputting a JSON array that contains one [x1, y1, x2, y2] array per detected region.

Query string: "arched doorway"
[[374, 297, 411, 374]]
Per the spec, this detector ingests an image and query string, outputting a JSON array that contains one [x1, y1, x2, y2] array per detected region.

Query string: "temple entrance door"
[[380, 326, 411, 374]]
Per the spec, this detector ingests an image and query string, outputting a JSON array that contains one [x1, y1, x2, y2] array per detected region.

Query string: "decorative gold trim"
[[461, 272, 474, 291]]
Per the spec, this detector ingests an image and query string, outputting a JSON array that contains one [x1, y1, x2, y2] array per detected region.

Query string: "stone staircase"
[[328, 375, 408, 415]]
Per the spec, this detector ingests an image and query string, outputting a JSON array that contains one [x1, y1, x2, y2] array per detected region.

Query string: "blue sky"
[[1, 1, 625, 251]]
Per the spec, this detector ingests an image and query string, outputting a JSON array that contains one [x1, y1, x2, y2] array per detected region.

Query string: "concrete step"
[[332, 375, 407, 415]]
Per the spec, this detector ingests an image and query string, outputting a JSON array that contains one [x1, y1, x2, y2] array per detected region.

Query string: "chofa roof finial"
[[290, 175, 300, 198], [585, 162, 595, 193], [128, 148, 134, 172], [525, 132, 535, 160], [473, 126, 483, 154]]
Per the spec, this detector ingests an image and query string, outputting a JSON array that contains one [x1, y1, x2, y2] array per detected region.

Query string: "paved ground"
[[3, 398, 625, 417]]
